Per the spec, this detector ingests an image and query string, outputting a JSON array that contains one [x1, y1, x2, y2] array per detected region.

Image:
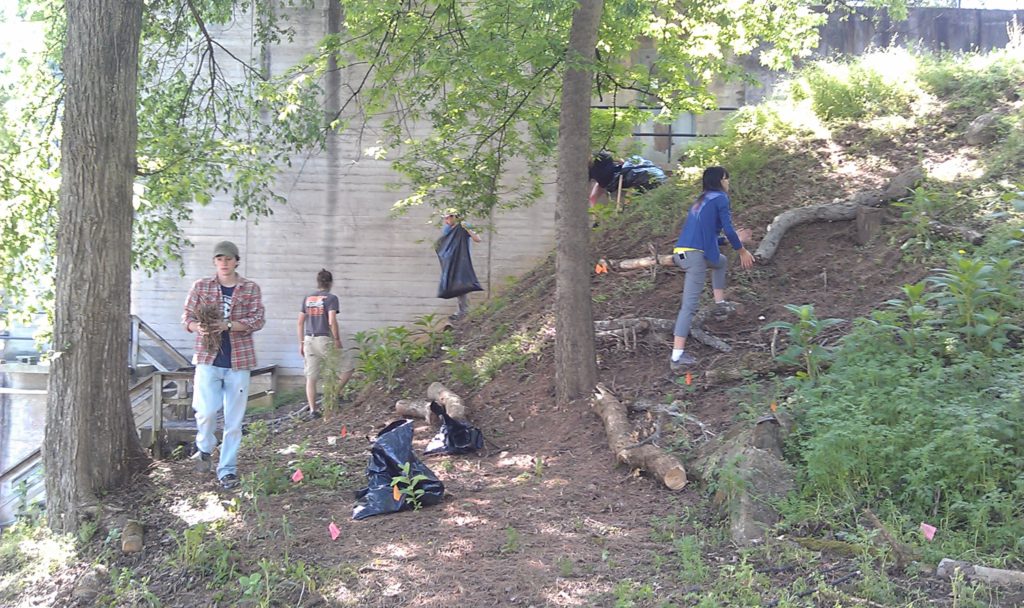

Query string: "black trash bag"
[[352, 419, 445, 520], [424, 401, 484, 456], [436, 225, 483, 299], [618, 156, 666, 192]]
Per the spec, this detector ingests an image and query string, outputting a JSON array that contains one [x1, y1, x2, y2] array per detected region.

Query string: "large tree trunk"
[[554, 0, 603, 404], [45, 0, 148, 533]]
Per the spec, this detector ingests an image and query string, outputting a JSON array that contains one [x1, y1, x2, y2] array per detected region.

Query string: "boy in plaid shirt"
[[182, 241, 265, 489]]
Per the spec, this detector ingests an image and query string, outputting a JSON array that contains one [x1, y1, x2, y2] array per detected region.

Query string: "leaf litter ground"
[[19, 124, 1019, 607]]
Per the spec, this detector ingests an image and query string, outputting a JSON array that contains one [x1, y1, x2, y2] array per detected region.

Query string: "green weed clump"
[[917, 31, 1024, 115], [352, 314, 451, 391], [782, 251, 1024, 559], [790, 49, 928, 123]]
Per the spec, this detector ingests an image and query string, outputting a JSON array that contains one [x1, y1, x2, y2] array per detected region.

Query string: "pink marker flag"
[[291, 468, 304, 483], [329, 522, 340, 541], [920, 522, 937, 541]]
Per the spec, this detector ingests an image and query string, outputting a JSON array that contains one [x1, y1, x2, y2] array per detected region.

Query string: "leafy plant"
[[928, 255, 1021, 353], [353, 319, 444, 391], [893, 186, 949, 253], [793, 50, 926, 123], [242, 420, 271, 449], [292, 455, 348, 490], [500, 526, 521, 554], [103, 567, 161, 608], [318, 344, 347, 416], [170, 523, 238, 584], [391, 462, 430, 511], [764, 304, 844, 381], [868, 281, 938, 357], [673, 535, 709, 584]]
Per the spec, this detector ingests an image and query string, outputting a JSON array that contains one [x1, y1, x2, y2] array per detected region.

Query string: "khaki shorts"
[[303, 336, 355, 378]]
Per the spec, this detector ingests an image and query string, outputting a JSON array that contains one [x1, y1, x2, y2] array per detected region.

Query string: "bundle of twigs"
[[196, 304, 224, 354]]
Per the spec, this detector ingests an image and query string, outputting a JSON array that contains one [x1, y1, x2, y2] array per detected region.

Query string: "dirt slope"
[[20, 127, 995, 608]]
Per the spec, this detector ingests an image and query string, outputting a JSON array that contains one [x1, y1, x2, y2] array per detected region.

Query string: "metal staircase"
[[1, 317, 194, 525]]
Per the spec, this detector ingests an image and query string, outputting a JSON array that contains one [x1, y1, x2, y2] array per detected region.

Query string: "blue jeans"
[[673, 252, 728, 338], [193, 364, 251, 479]]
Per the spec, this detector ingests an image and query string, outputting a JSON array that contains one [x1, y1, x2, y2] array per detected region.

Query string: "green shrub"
[[917, 45, 1024, 114], [791, 49, 926, 123], [783, 250, 1024, 557], [352, 314, 447, 391]]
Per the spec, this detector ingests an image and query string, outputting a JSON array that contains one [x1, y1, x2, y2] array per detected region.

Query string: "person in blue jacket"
[[670, 166, 754, 370]]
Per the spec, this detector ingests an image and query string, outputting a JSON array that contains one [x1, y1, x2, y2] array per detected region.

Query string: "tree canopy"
[[0, 0, 866, 321]]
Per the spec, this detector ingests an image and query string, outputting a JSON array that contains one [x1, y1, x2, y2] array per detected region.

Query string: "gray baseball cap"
[[212, 241, 240, 260]]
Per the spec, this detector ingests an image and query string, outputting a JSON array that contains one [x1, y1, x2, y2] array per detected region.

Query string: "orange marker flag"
[[594, 261, 608, 275], [685, 371, 692, 386], [770, 401, 778, 413], [341, 425, 348, 438], [392, 484, 402, 502]]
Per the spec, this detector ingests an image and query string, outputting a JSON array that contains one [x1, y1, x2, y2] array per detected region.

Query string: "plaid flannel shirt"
[[182, 275, 265, 370]]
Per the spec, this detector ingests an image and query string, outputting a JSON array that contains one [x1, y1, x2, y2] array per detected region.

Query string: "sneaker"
[[670, 351, 697, 371], [448, 313, 465, 322], [298, 408, 324, 421], [712, 301, 735, 319], [219, 474, 240, 490], [192, 450, 212, 474]]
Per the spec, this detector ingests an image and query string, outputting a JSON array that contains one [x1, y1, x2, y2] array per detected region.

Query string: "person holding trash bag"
[[669, 167, 754, 371], [437, 209, 482, 321]]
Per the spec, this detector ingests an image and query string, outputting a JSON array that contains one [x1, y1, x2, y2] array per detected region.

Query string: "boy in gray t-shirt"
[[297, 269, 353, 416]]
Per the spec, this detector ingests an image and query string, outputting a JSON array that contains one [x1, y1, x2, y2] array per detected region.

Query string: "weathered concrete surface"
[[129, 3, 557, 376]]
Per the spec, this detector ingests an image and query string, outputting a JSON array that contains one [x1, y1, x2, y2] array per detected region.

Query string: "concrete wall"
[[130, 2, 556, 377]]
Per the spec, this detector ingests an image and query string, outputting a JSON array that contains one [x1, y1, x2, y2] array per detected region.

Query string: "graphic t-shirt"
[[212, 285, 235, 368], [301, 290, 340, 336]]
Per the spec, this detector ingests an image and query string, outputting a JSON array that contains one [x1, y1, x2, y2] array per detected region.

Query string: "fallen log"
[[755, 166, 924, 262], [936, 558, 1024, 587], [701, 353, 796, 384], [596, 254, 676, 272], [395, 399, 440, 426], [630, 399, 715, 439], [594, 316, 731, 353], [926, 220, 984, 246], [592, 384, 687, 490], [427, 382, 467, 420]]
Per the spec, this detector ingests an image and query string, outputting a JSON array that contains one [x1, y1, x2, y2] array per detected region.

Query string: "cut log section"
[[395, 399, 440, 426], [592, 384, 687, 490], [755, 166, 924, 262], [937, 558, 1024, 587], [427, 382, 467, 420], [926, 220, 984, 245], [594, 315, 731, 353]]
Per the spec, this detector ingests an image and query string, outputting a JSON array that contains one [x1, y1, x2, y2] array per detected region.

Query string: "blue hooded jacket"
[[674, 190, 742, 264]]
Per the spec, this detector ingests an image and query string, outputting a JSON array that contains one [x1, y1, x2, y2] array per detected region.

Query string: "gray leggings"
[[673, 252, 728, 338]]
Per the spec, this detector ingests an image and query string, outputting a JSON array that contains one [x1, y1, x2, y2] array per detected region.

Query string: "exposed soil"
[[10, 120, 1021, 607]]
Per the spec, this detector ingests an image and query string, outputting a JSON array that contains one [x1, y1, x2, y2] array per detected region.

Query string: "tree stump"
[[854, 206, 883, 245]]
